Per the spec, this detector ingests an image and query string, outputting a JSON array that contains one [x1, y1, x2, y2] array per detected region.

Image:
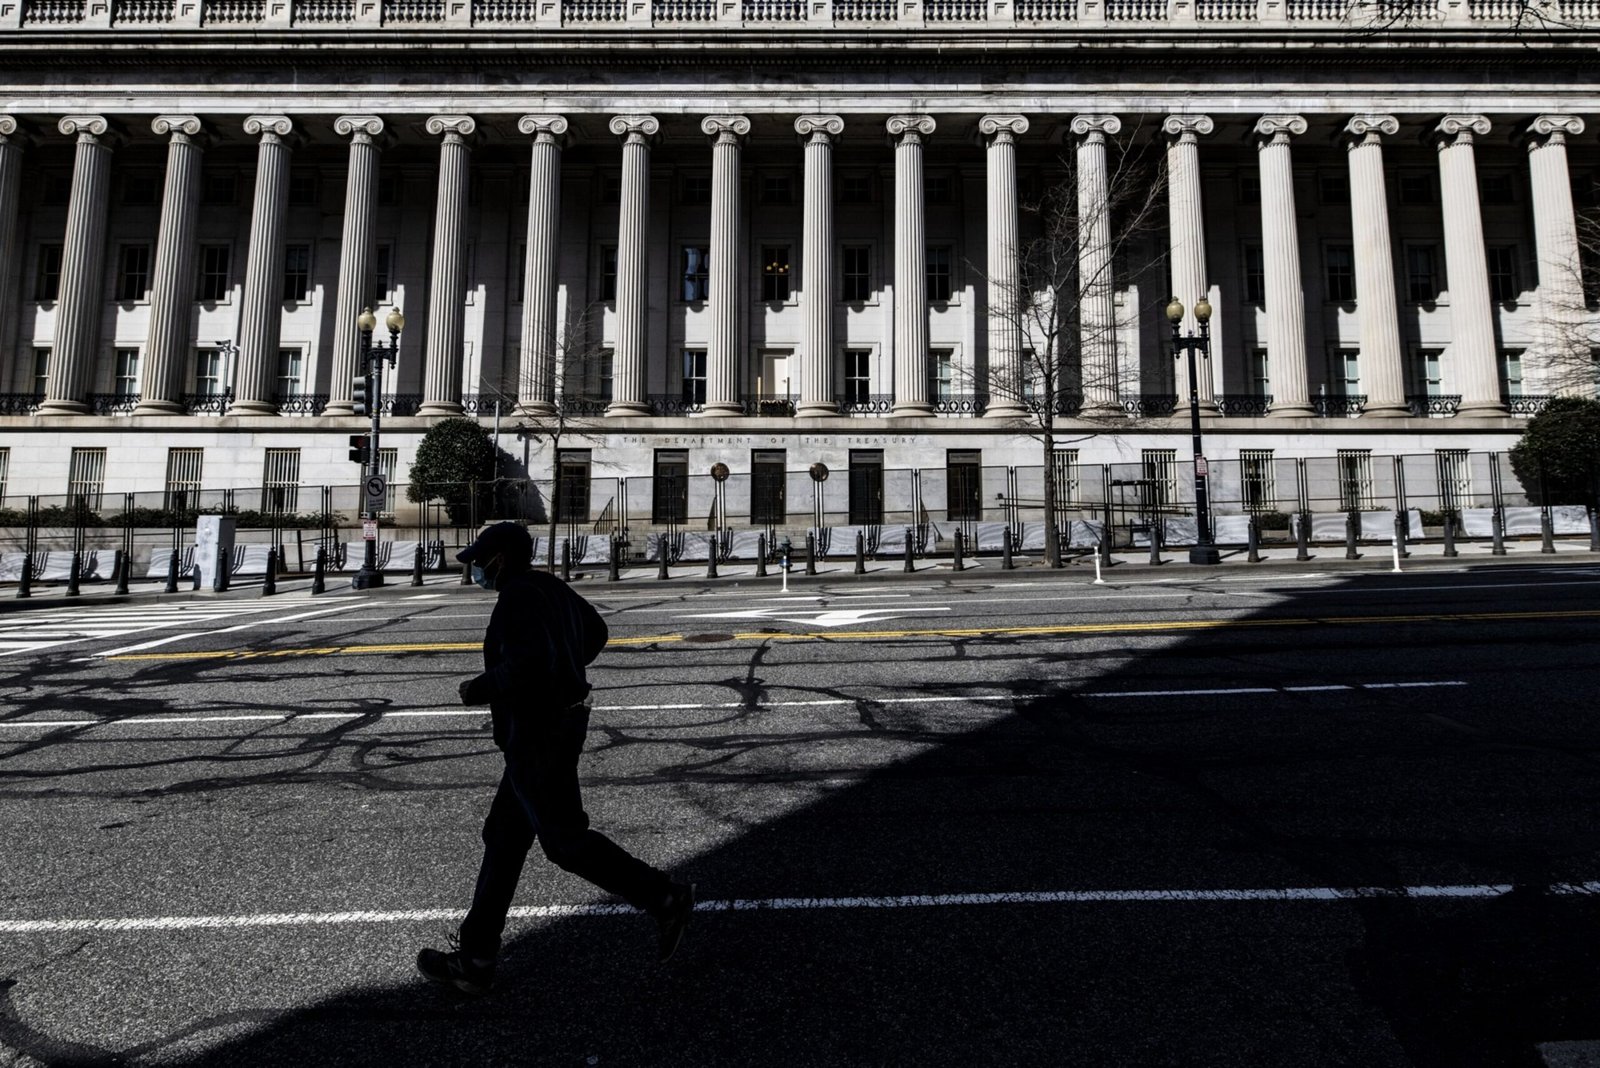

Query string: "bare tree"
[[979, 127, 1169, 566]]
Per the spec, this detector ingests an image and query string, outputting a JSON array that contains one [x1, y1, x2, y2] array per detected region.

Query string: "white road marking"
[[92, 602, 371, 658], [678, 606, 951, 627], [403, 594, 447, 600], [4, 880, 1596, 934], [0, 682, 1469, 731]]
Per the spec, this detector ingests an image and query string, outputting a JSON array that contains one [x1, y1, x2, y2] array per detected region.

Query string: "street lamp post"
[[1167, 296, 1221, 565], [352, 306, 405, 590]]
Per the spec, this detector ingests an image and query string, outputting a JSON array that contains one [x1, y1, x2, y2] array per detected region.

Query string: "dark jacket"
[[462, 570, 608, 720]]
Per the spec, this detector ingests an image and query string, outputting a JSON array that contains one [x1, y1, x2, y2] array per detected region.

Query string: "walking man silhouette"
[[418, 522, 694, 995]]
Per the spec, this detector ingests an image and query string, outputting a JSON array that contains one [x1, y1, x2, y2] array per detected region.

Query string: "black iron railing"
[[649, 393, 706, 416], [181, 389, 232, 415], [1215, 394, 1273, 417], [88, 392, 141, 414], [274, 393, 328, 415], [839, 392, 895, 415], [1507, 394, 1552, 416], [462, 393, 516, 416], [1312, 394, 1367, 417], [555, 394, 609, 417], [378, 393, 422, 416], [742, 394, 797, 417], [1406, 393, 1462, 417], [932, 393, 988, 415], [1121, 394, 1179, 417], [0, 393, 45, 415]]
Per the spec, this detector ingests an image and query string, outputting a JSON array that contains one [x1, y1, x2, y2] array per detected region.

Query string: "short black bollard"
[[17, 555, 32, 599], [312, 547, 327, 595], [805, 532, 817, 576], [706, 540, 718, 579], [66, 553, 81, 597], [1001, 528, 1013, 570], [1541, 510, 1556, 554], [562, 539, 572, 582], [607, 536, 622, 582], [411, 543, 425, 587], [1295, 512, 1311, 562], [903, 527, 915, 573], [953, 528, 965, 571], [1344, 511, 1360, 560], [461, 561, 473, 586], [657, 545, 669, 581], [1098, 530, 1113, 567], [1491, 508, 1506, 555], [262, 548, 277, 596], [165, 549, 179, 594], [756, 534, 768, 578], [1147, 524, 1161, 567], [1247, 517, 1261, 563], [1394, 512, 1409, 559], [854, 531, 866, 575], [1590, 506, 1600, 554], [114, 549, 130, 595], [1442, 513, 1458, 558]]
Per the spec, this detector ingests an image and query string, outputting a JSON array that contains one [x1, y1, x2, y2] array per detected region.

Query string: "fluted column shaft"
[[1344, 116, 1408, 417], [42, 117, 114, 415], [0, 118, 23, 392], [518, 116, 567, 415], [137, 117, 205, 415], [1435, 115, 1503, 414], [702, 115, 749, 416], [608, 115, 658, 417], [419, 116, 475, 417], [1525, 116, 1588, 396], [325, 116, 384, 416], [1164, 116, 1215, 408], [979, 116, 1029, 417], [1073, 116, 1118, 415], [1255, 116, 1312, 416], [233, 115, 294, 415], [797, 116, 841, 418], [890, 115, 935, 417]]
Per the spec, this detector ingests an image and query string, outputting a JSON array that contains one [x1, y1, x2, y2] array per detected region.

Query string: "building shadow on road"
[[4, 568, 1600, 1066]]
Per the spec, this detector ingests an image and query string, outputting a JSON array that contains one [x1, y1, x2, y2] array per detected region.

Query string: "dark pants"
[[458, 701, 671, 960]]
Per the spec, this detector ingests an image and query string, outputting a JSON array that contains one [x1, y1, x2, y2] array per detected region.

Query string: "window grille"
[[1337, 449, 1375, 511], [165, 447, 203, 512], [1241, 448, 1276, 514], [262, 448, 301, 514], [554, 450, 590, 524], [379, 448, 398, 512], [67, 448, 107, 511], [1052, 448, 1080, 509], [1141, 448, 1178, 512], [1435, 449, 1471, 515]]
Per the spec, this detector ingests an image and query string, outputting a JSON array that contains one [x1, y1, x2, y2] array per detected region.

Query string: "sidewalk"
[[0, 533, 1595, 610]]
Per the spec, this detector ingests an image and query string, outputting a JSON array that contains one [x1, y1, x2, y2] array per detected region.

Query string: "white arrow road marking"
[[678, 606, 951, 628]]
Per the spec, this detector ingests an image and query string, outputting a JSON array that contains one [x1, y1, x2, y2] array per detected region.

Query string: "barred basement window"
[[0, 447, 9, 502], [379, 448, 398, 512], [1141, 449, 1178, 511], [1435, 449, 1471, 515], [1052, 448, 1080, 509], [1241, 448, 1276, 515], [261, 448, 301, 514], [67, 448, 107, 511], [165, 447, 203, 513], [1337, 449, 1374, 511]]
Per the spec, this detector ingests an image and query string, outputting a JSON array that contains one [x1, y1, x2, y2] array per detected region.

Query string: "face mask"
[[471, 563, 495, 591]]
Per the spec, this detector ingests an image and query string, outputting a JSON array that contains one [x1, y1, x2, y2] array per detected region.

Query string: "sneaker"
[[655, 881, 696, 963], [416, 934, 496, 996]]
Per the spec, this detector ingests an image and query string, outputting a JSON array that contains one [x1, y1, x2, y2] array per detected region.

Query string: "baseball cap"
[[456, 521, 534, 565]]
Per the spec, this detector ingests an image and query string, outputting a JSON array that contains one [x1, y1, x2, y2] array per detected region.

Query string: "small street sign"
[[364, 474, 387, 498], [1194, 456, 1209, 477], [361, 519, 378, 541]]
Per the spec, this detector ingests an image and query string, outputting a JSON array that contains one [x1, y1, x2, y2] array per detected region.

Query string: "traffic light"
[[348, 433, 371, 464], [352, 375, 369, 416]]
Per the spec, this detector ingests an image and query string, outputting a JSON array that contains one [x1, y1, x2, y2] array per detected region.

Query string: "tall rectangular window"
[[1318, 171, 1349, 205], [1053, 448, 1080, 509], [840, 173, 873, 204], [374, 243, 393, 303], [759, 174, 791, 204], [680, 174, 712, 205], [681, 246, 710, 302], [1337, 448, 1375, 511], [844, 348, 871, 406], [1398, 172, 1435, 205], [946, 449, 982, 521], [195, 347, 223, 396], [927, 246, 954, 302], [652, 449, 689, 525], [599, 349, 614, 402], [1237, 170, 1261, 206], [681, 349, 707, 405], [931, 349, 954, 401], [0, 447, 9, 502], [925, 173, 954, 205], [848, 449, 883, 525], [32, 349, 50, 396], [115, 245, 151, 301], [1242, 244, 1264, 304], [261, 448, 301, 514], [202, 171, 236, 205], [1481, 171, 1515, 205], [842, 245, 871, 302], [555, 449, 591, 524], [379, 448, 399, 512], [1406, 245, 1439, 303], [1500, 349, 1525, 398], [114, 349, 140, 398], [287, 170, 319, 207], [1412, 348, 1443, 397], [751, 449, 787, 525], [1487, 246, 1519, 302], [1331, 348, 1361, 396], [282, 244, 311, 301], [34, 245, 63, 301], [376, 170, 401, 206], [67, 448, 107, 510], [198, 244, 231, 301], [1141, 448, 1178, 512], [1240, 448, 1276, 514], [1250, 349, 1271, 397], [164, 447, 203, 513], [276, 348, 303, 398], [599, 246, 618, 301], [1436, 449, 1471, 514], [1324, 245, 1355, 303], [761, 246, 791, 302], [515, 243, 527, 296]]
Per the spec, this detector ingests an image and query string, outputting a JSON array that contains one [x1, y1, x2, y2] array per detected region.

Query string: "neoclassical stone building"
[[0, 3, 1596, 518]]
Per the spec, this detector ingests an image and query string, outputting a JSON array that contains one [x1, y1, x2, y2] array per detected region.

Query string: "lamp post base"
[[1188, 543, 1222, 566], [352, 568, 385, 590]]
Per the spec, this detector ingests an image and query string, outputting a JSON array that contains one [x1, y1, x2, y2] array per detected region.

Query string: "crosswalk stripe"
[[0, 599, 356, 658]]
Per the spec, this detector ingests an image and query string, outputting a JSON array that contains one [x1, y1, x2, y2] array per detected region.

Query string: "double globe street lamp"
[[350, 306, 405, 590], [1166, 296, 1221, 566]]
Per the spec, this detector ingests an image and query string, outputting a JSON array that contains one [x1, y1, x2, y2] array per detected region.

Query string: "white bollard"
[[1391, 534, 1403, 573], [781, 561, 789, 594], [1093, 551, 1106, 585]]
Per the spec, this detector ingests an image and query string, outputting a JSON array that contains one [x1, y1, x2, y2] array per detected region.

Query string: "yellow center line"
[[101, 607, 1600, 662]]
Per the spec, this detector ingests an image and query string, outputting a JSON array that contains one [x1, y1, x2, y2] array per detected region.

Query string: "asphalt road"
[[3, 560, 1600, 1067]]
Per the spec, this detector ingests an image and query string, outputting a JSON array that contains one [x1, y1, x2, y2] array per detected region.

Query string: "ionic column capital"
[[979, 114, 1030, 143], [698, 114, 750, 143], [887, 114, 936, 143], [519, 114, 570, 147], [0, 115, 16, 139], [1162, 114, 1214, 140], [1069, 114, 1120, 141], [793, 114, 842, 141], [0, 115, 29, 148], [1526, 114, 1585, 147], [1433, 114, 1491, 146], [334, 115, 386, 143], [58, 114, 110, 139], [609, 114, 660, 143], [1253, 114, 1307, 143], [243, 114, 294, 142], [1343, 114, 1399, 143], [152, 114, 204, 139], [426, 115, 477, 143]]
